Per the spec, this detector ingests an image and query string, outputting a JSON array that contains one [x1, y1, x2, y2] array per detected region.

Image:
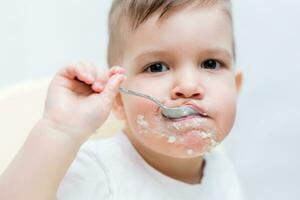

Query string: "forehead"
[[122, 4, 233, 65]]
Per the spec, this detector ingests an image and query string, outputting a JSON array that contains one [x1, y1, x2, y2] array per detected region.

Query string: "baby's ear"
[[112, 93, 126, 120], [235, 68, 243, 95]]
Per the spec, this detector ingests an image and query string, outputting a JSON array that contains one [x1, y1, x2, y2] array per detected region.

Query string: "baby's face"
[[115, 5, 242, 158]]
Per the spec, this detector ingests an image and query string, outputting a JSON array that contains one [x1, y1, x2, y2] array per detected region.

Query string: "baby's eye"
[[144, 62, 169, 73], [201, 59, 222, 70]]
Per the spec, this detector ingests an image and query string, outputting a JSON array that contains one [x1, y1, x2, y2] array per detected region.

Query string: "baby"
[[0, 0, 244, 199]]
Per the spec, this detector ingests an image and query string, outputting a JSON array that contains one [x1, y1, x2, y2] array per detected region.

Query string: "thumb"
[[99, 74, 126, 104]]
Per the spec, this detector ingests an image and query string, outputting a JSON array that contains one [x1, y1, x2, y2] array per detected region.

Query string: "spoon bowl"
[[119, 87, 199, 119]]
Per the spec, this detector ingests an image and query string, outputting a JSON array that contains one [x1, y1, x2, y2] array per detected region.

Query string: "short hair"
[[107, 0, 234, 67]]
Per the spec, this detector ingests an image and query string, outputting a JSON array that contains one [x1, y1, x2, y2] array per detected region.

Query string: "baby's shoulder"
[[57, 135, 123, 200]]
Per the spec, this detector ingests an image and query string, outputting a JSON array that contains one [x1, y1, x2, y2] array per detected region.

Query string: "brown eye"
[[201, 59, 221, 70], [145, 62, 169, 73]]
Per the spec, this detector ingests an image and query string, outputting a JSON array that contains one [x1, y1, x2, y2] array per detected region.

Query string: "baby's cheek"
[[125, 98, 158, 127], [215, 92, 237, 141], [133, 99, 157, 114]]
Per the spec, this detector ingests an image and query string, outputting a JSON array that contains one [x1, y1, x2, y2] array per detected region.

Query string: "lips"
[[159, 102, 209, 123], [182, 103, 209, 118], [169, 113, 206, 122]]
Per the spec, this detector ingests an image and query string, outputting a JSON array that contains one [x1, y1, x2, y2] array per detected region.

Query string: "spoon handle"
[[119, 87, 165, 108]]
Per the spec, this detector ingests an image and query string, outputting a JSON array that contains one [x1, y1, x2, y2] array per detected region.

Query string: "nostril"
[[175, 92, 184, 97], [192, 93, 201, 98], [172, 85, 204, 99], [175, 92, 201, 98]]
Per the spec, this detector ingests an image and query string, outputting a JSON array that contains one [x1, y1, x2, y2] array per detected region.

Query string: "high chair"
[[0, 78, 123, 175]]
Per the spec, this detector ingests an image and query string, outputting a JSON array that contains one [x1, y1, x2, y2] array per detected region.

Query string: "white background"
[[1, 0, 300, 199]]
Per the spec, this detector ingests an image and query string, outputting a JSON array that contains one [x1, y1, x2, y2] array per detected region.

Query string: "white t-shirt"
[[57, 131, 245, 200]]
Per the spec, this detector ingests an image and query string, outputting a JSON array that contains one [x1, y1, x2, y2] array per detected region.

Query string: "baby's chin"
[[133, 113, 221, 158], [137, 131, 216, 158]]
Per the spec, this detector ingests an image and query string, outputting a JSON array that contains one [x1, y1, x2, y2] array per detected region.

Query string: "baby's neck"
[[125, 130, 205, 184], [142, 150, 205, 184]]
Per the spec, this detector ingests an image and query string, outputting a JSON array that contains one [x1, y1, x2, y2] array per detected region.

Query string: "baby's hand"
[[43, 62, 126, 143]]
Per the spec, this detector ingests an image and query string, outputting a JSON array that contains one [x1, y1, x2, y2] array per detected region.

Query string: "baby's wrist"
[[37, 117, 86, 146]]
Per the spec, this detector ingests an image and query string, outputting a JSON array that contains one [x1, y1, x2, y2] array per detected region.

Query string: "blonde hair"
[[107, 0, 234, 67]]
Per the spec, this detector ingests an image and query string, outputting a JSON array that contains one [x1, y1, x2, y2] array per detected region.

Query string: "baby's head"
[[108, 0, 243, 158]]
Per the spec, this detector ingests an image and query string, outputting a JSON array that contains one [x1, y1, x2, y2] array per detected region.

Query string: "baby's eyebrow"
[[132, 47, 233, 63], [133, 49, 170, 61], [202, 47, 233, 60]]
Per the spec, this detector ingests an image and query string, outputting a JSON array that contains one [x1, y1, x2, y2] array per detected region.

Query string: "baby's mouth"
[[136, 110, 219, 155], [158, 101, 209, 121], [150, 100, 212, 133], [166, 112, 208, 122]]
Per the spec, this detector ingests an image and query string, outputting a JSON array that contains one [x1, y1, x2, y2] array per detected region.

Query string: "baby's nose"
[[171, 77, 204, 99], [171, 84, 203, 99], [171, 65, 205, 99]]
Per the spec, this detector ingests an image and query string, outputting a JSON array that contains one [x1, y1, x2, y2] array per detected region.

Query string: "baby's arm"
[[0, 63, 126, 200]]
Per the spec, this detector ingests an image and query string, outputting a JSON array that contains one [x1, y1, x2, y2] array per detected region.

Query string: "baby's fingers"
[[92, 66, 125, 93], [62, 64, 95, 85], [91, 71, 109, 93], [99, 74, 126, 105], [108, 66, 126, 78]]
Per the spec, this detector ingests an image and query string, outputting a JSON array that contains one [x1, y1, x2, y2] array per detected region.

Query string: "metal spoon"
[[119, 87, 198, 119]]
